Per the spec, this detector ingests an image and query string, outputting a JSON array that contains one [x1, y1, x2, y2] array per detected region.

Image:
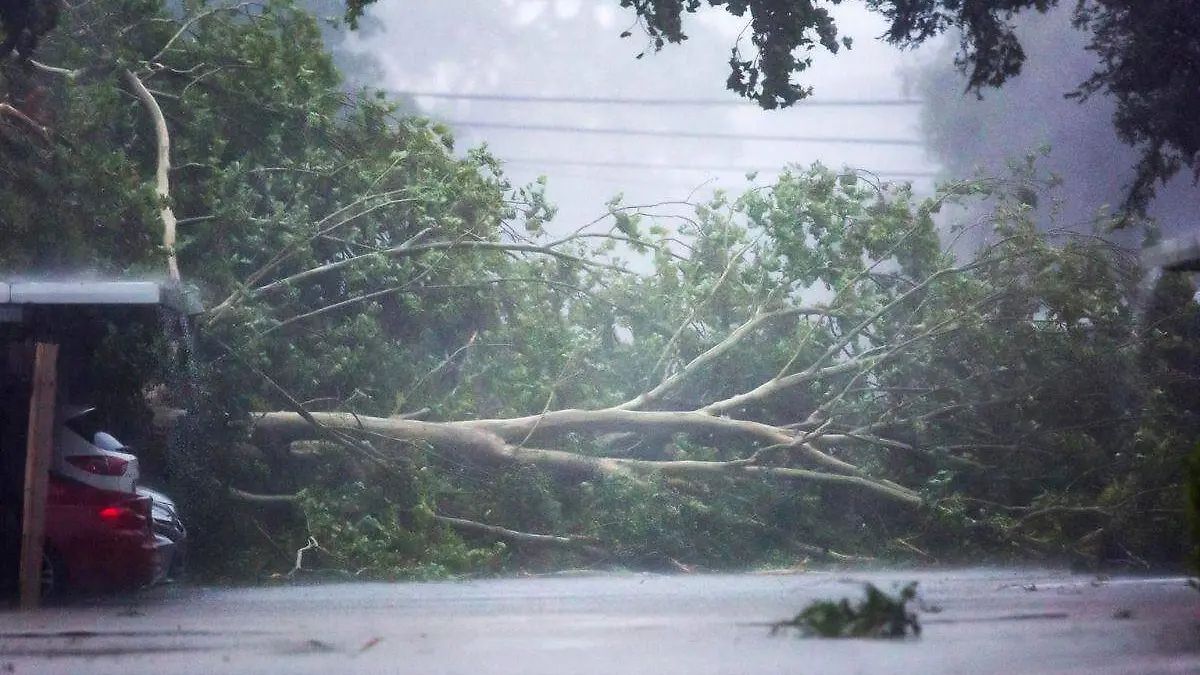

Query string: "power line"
[[447, 120, 924, 146], [485, 168, 935, 195], [400, 91, 922, 107], [501, 157, 938, 179]]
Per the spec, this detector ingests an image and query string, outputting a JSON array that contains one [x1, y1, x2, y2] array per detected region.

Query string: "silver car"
[[56, 406, 140, 494]]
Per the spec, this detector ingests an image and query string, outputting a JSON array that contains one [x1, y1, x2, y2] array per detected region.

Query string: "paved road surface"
[[1, 569, 1199, 674]]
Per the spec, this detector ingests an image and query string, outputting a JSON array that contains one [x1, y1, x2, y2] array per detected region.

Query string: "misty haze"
[[0, 0, 1198, 673]]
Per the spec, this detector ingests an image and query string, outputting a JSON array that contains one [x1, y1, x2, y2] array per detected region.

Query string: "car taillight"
[[98, 501, 149, 532], [66, 455, 129, 476]]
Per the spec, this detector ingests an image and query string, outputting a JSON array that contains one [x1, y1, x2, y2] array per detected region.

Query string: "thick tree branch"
[[642, 461, 921, 506], [613, 306, 840, 411], [205, 214, 431, 327], [124, 70, 180, 282], [251, 240, 630, 301], [649, 239, 754, 379], [149, 3, 255, 64], [452, 409, 863, 475], [251, 411, 922, 506], [1010, 506, 1111, 532], [230, 487, 298, 504], [247, 196, 426, 292], [29, 60, 84, 79], [699, 346, 887, 416], [0, 103, 50, 142], [257, 276, 638, 338], [431, 514, 606, 555]]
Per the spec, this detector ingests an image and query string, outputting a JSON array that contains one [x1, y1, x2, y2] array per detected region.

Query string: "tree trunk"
[[250, 411, 922, 507]]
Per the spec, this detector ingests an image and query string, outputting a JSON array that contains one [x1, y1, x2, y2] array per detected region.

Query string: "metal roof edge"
[[0, 281, 205, 315]]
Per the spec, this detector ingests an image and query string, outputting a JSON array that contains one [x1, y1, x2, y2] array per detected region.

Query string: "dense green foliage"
[[1, 0, 1197, 580], [10, 0, 1194, 218], [299, 480, 507, 580]]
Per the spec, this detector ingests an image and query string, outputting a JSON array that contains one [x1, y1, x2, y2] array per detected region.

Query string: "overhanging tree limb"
[[649, 237, 756, 380], [250, 239, 632, 300], [124, 70, 180, 282], [613, 305, 841, 411]]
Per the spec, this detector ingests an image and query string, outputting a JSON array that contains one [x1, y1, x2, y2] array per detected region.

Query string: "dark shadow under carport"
[[0, 281, 200, 608]]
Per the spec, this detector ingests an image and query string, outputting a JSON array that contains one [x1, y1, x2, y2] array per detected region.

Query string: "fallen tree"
[[250, 410, 922, 506], [193, 167, 1159, 571]]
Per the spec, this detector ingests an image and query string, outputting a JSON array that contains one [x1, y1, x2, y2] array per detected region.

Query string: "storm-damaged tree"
[[3, 0, 1178, 575], [226, 159, 1163, 569]]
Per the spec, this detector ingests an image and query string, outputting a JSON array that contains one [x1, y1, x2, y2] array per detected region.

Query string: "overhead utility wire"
[[447, 120, 924, 146], [508, 170, 920, 191], [400, 91, 921, 107], [501, 157, 939, 178]]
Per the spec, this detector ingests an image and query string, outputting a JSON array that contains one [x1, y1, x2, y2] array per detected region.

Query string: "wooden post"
[[19, 343, 58, 609]]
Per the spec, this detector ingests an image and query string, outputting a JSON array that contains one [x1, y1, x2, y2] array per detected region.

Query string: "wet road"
[[1, 569, 1199, 674]]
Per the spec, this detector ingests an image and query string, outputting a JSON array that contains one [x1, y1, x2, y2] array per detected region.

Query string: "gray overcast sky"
[[343, 0, 939, 233]]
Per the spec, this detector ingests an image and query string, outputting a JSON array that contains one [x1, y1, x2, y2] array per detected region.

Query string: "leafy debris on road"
[[771, 582, 921, 638]]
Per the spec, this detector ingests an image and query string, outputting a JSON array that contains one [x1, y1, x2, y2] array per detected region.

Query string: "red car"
[[1, 474, 170, 599], [39, 474, 170, 596], [2, 406, 178, 599]]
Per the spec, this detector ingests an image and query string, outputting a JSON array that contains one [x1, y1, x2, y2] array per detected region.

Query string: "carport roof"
[[0, 281, 202, 315]]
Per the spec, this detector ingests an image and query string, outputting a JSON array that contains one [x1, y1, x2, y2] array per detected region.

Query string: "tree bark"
[[431, 514, 606, 556], [250, 411, 922, 507], [124, 70, 180, 282]]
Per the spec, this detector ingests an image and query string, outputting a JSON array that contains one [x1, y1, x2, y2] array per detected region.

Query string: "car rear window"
[[63, 411, 105, 445]]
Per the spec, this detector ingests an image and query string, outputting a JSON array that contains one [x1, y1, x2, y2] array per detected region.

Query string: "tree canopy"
[[610, 0, 1197, 215], [5, 0, 1195, 215]]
